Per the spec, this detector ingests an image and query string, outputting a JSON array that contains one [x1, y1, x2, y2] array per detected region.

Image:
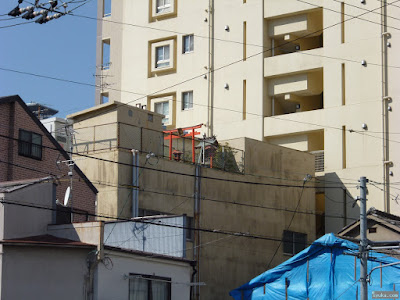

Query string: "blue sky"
[[0, 0, 98, 118]]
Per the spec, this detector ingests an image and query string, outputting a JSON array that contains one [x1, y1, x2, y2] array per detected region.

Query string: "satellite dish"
[[64, 186, 71, 206]]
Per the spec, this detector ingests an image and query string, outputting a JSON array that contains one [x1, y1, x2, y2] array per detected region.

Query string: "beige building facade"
[[96, 0, 400, 233], [68, 102, 317, 299]]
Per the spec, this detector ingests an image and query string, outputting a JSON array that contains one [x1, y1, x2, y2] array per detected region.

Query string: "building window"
[[156, 0, 171, 13], [102, 39, 111, 70], [18, 129, 42, 160], [101, 92, 109, 104], [129, 274, 171, 300], [283, 230, 307, 255], [155, 101, 170, 124], [182, 91, 193, 110], [186, 216, 194, 241], [103, 0, 111, 17], [156, 45, 170, 68], [183, 35, 194, 53]]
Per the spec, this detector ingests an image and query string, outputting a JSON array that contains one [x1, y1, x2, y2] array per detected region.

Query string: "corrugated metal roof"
[[0, 177, 53, 193], [104, 215, 186, 258]]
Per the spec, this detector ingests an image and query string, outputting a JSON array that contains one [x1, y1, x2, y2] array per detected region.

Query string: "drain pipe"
[[132, 149, 139, 218]]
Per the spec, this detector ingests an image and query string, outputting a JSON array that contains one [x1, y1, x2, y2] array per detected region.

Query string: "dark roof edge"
[[0, 95, 98, 194]]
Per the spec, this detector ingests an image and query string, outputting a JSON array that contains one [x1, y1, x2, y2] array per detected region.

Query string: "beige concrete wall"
[[134, 138, 315, 299], [69, 110, 316, 299], [96, 0, 266, 141], [262, 0, 400, 232], [1, 246, 89, 300], [95, 0, 400, 234], [96, 250, 191, 300]]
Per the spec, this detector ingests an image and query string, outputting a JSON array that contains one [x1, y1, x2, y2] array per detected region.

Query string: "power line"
[[297, 0, 400, 32], [0, 121, 360, 187], [70, 0, 400, 50], [0, 132, 352, 189], [0, 20, 35, 28], [0, 198, 315, 245], [266, 181, 307, 268], [82, 177, 355, 221]]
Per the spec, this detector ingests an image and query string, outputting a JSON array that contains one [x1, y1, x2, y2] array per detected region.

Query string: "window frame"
[[182, 34, 194, 54], [156, 0, 171, 14], [154, 101, 170, 124], [182, 91, 193, 111], [102, 39, 111, 70], [18, 129, 43, 160], [102, 0, 111, 17], [128, 273, 172, 300], [282, 230, 307, 255], [155, 45, 171, 69]]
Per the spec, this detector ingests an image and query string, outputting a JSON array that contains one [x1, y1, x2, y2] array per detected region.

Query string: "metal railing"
[[73, 122, 245, 174]]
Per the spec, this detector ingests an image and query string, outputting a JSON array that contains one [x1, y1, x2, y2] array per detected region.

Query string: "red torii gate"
[[164, 124, 203, 163]]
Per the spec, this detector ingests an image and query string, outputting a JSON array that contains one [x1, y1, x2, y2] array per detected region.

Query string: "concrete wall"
[[0, 182, 55, 240], [96, 0, 265, 141], [1, 246, 89, 300], [95, 250, 191, 300], [128, 138, 315, 299], [94, 0, 400, 235], [261, 1, 400, 233], [68, 100, 316, 299]]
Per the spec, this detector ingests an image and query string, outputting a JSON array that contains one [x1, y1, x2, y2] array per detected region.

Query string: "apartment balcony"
[[264, 48, 323, 78], [264, 109, 326, 138], [264, 0, 321, 19]]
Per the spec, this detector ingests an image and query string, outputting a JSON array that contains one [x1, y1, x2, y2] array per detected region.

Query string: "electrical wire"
[[0, 198, 315, 244], [69, 0, 400, 50], [266, 181, 307, 268], [0, 132, 353, 189]]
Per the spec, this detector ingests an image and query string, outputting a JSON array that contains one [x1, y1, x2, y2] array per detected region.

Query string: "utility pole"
[[359, 176, 369, 300]]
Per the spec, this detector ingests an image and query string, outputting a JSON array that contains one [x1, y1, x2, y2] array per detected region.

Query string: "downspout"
[[381, 0, 390, 212], [190, 264, 198, 300], [132, 149, 139, 218], [207, 0, 214, 137], [86, 222, 104, 300]]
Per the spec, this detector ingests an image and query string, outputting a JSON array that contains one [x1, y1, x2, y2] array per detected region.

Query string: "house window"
[[283, 230, 307, 255], [155, 101, 170, 124], [182, 91, 193, 110], [129, 274, 171, 300], [18, 129, 42, 160], [156, 45, 170, 68], [183, 35, 194, 53], [101, 92, 109, 104], [102, 39, 111, 70], [103, 0, 111, 17], [156, 0, 171, 13]]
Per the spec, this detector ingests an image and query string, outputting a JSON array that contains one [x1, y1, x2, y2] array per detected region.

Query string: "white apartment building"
[[95, 0, 400, 233]]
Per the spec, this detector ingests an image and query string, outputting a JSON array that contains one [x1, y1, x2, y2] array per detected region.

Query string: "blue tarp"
[[230, 234, 400, 300]]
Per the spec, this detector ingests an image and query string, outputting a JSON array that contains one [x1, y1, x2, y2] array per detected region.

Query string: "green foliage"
[[213, 143, 241, 173]]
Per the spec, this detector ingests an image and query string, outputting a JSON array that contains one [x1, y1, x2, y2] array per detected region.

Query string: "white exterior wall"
[[1, 246, 89, 300], [41, 117, 70, 150], [95, 250, 191, 300]]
